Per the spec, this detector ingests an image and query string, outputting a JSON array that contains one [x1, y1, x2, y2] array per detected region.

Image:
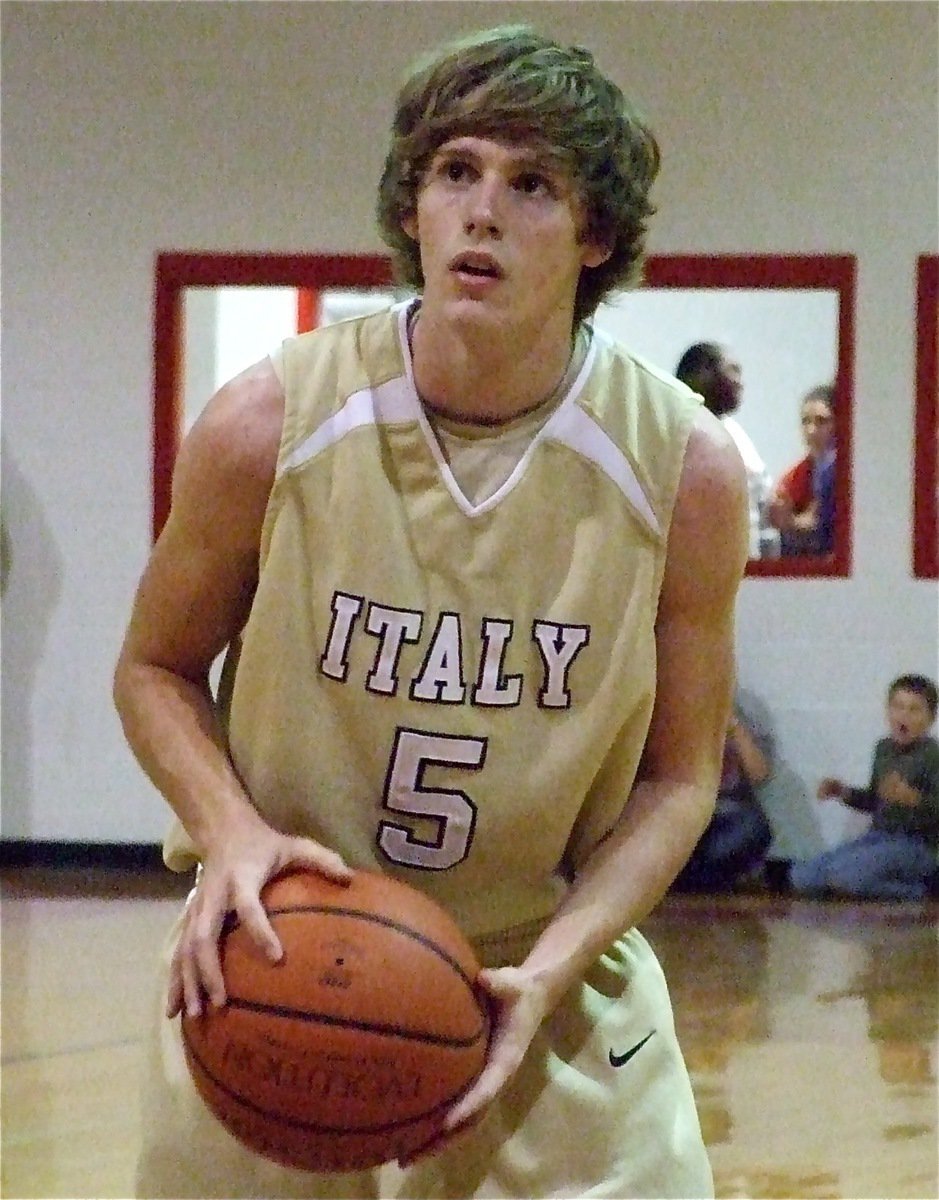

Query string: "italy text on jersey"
[[320, 589, 590, 711]]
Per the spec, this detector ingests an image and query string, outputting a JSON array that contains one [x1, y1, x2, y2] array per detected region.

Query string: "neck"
[[409, 306, 579, 425]]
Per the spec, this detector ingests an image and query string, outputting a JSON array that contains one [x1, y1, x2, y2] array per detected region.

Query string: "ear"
[[581, 242, 612, 269], [401, 211, 419, 242]]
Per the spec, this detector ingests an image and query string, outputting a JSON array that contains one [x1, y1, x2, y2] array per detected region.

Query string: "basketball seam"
[[226, 905, 487, 1042], [252, 905, 478, 990], [223, 995, 486, 1045], [181, 1025, 482, 1136]]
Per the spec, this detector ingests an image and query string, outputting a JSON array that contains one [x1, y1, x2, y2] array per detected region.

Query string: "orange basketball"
[[181, 868, 490, 1173]]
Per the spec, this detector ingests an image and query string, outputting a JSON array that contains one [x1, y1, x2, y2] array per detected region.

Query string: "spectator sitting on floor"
[[672, 696, 774, 892], [790, 674, 939, 901]]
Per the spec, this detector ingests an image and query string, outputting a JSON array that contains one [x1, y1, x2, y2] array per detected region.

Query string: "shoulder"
[[588, 331, 700, 414], [169, 357, 284, 537], [918, 736, 939, 764], [275, 306, 409, 454], [280, 306, 406, 388], [676, 408, 750, 533], [578, 333, 705, 519], [780, 456, 812, 486], [583, 335, 748, 522], [659, 407, 750, 617]]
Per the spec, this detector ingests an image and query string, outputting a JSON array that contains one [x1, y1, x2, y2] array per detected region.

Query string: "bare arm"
[[513, 407, 749, 997], [436, 407, 749, 1139], [113, 358, 350, 1015], [114, 360, 280, 853]]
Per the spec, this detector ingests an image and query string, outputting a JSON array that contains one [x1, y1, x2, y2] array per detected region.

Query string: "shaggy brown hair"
[[376, 25, 660, 325]]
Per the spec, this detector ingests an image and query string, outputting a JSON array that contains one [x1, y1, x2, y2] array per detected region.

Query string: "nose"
[[464, 174, 503, 239]]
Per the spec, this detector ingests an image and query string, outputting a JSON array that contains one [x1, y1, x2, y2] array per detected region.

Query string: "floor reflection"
[[2, 872, 936, 1200], [643, 894, 938, 1200]]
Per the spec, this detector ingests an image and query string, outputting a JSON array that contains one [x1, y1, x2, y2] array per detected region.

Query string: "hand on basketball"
[[396, 965, 548, 1166], [166, 815, 352, 1020]]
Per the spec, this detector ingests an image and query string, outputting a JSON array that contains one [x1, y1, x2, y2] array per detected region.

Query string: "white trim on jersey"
[[544, 404, 661, 539], [279, 376, 414, 475], [278, 301, 660, 538]]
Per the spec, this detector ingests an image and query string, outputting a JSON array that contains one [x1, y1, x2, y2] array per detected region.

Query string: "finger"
[[234, 893, 284, 965], [397, 1112, 482, 1167], [180, 941, 206, 1018], [287, 839, 354, 884], [443, 1069, 503, 1130], [165, 960, 184, 1019], [190, 915, 229, 1007], [469, 968, 520, 1013], [167, 897, 200, 1017], [440, 1106, 485, 1143], [396, 1132, 446, 1169], [476, 967, 522, 998]]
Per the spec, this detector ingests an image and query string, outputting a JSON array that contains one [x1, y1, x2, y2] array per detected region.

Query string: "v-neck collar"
[[394, 300, 597, 518]]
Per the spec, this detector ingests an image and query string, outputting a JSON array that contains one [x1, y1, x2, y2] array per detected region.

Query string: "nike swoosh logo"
[[609, 1030, 656, 1068]]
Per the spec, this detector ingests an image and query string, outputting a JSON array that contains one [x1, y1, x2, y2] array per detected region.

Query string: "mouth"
[[449, 252, 505, 281]]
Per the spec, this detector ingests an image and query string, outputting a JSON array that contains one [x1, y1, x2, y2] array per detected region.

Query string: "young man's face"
[[887, 687, 935, 746], [402, 136, 609, 339]]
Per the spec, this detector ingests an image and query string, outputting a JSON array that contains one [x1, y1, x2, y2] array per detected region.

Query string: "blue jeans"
[[790, 829, 936, 900], [674, 797, 773, 891]]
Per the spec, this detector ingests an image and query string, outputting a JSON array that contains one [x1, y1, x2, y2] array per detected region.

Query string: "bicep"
[[118, 359, 283, 683], [641, 411, 750, 787], [119, 511, 258, 685]]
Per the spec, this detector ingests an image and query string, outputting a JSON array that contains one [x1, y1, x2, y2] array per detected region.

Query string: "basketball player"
[[114, 25, 748, 1199]]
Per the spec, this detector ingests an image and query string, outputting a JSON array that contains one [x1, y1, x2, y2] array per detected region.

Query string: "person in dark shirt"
[[791, 674, 939, 900], [671, 699, 773, 892]]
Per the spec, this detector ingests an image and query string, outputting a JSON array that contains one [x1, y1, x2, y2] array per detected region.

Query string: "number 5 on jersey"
[[378, 728, 486, 870]]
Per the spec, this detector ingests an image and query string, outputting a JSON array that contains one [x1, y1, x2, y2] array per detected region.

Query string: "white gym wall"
[[3, 2, 936, 855]]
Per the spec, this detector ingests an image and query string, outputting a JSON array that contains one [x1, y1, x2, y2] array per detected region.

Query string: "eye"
[[440, 157, 471, 183], [515, 171, 552, 196]]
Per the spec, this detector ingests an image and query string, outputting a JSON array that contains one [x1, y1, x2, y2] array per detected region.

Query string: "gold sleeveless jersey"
[[164, 302, 700, 941]]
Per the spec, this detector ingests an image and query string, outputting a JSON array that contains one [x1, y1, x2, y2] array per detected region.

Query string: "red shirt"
[[776, 456, 814, 513]]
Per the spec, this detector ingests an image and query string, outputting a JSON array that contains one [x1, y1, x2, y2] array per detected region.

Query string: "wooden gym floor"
[[1, 868, 936, 1200]]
